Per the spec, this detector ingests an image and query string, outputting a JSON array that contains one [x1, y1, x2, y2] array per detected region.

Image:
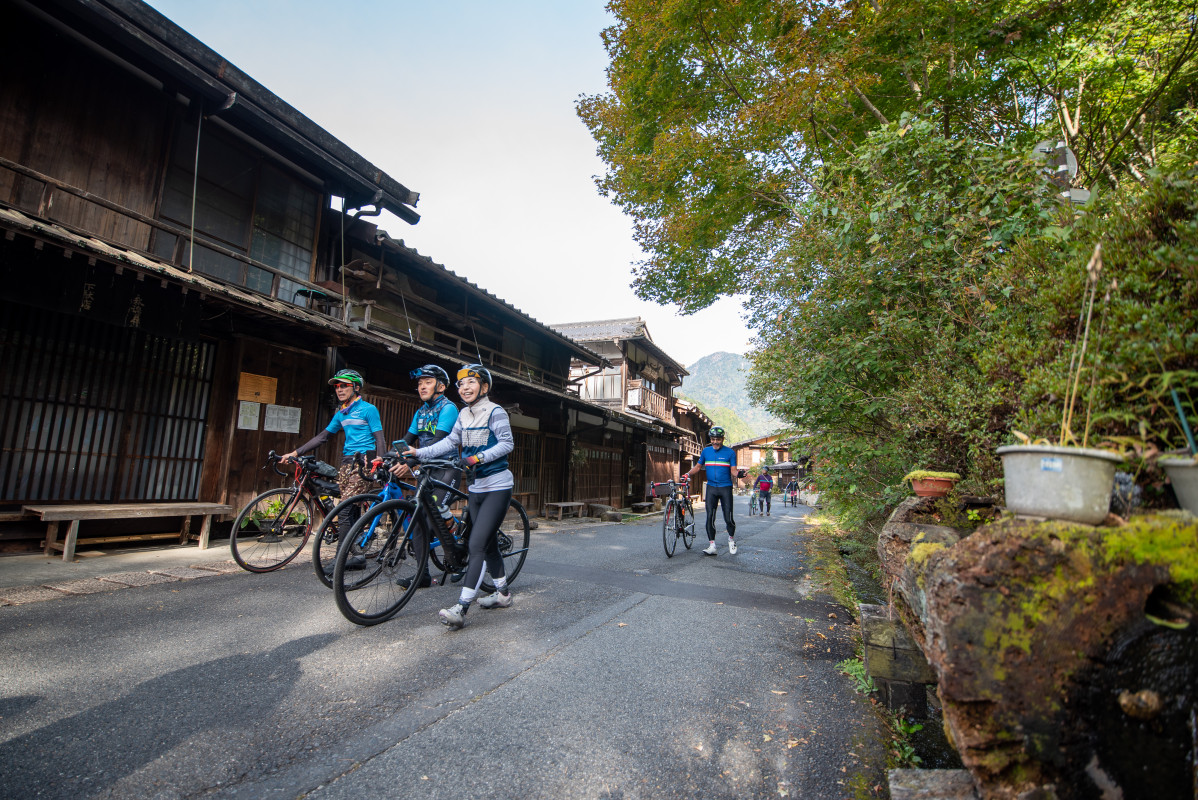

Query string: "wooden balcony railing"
[[627, 380, 673, 423]]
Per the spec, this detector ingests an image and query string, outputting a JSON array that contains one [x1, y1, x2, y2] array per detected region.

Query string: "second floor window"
[[154, 120, 318, 303]]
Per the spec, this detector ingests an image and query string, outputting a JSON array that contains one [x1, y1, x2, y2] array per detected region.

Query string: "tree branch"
[[851, 85, 890, 124]]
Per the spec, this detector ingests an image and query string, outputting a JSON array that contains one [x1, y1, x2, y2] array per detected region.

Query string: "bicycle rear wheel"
[[481, 499, 531, 592], [231, 488, 314, 572], [662, 499, 678, 557], [680, 501, 696, 549], [312, 493, 377, 588], [332, 499, 426, 626]]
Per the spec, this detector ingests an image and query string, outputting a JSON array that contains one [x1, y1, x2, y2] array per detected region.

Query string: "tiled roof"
[[550, 316, 688, 378], [548, 317, 647, 342]]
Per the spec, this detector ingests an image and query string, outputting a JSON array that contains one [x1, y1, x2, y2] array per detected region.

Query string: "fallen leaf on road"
[[771, 690, 787, 695], [787, 738, 800, 749], [763, 734, 772, 741], [816, 632, 827, 639], [617, 622, 628, 627], [797, 675, 807, 678]]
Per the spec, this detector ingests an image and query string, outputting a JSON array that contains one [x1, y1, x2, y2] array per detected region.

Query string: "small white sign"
[[264, 404, 301, 434], [1040, 457, 1064, 473], [237, 401, 260, 430]]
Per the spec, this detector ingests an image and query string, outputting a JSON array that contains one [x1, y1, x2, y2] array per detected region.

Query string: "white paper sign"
[[264, 404, 301, 434], [237, 401, 260, 430]]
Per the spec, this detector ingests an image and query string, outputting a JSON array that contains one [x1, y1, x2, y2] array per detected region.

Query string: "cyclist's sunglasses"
[[332, 381, 355, 388]]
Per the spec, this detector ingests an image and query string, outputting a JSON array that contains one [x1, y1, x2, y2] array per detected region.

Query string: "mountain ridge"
[[677, 351, 783, 440]]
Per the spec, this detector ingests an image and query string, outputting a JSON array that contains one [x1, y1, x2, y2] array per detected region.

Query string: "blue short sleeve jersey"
[[326, 397, 383, 456], [698, 445, 737, 488]]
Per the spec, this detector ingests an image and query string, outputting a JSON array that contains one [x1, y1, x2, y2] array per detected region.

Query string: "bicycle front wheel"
[[333, 499, 426, 626], [662, 499, 678, 557], [481, 499, 531, 592], [231, 488, 314, 572], [312, 493, 378, 588], [680, 501, 696, 549]]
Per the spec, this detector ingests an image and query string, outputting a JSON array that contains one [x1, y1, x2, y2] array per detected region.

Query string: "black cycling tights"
[[705, 485, 736, 540], [463, 488, 513, 594]]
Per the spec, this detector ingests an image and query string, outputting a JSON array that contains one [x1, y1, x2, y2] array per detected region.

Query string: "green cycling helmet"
[[329, 368, 364, 389], [709, 426, 726, 440]]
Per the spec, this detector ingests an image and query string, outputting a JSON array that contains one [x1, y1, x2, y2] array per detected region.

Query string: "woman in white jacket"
[[405, 364, 515, 630]]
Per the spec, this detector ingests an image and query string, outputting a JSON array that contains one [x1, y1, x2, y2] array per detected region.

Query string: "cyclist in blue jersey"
[[389, 364, 459, 589], [404, 364, 515, 630], [686, 426, 738, 556], [282, 369, 386, 535]]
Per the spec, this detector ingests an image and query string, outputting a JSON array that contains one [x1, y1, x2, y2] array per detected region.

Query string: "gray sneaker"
[[478, 591, 512, 609], [439, 603, 468, 629]]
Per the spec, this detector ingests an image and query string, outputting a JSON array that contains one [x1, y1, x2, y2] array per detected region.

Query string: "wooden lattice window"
[[0, 302, 214, 502]]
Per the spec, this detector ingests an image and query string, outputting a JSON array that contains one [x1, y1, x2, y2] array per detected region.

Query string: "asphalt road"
[[0, 496, 888, 800]]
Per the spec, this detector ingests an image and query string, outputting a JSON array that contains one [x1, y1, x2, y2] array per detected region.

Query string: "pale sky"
[[144, 0, 752, 368]]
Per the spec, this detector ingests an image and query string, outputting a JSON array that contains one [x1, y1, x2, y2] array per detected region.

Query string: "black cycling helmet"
[[329, 368, 364, 389], [409, 364, 450, 386], [763, 465, 771, 472], [709, 426, 726, 440], [456, 363, 493, 388]]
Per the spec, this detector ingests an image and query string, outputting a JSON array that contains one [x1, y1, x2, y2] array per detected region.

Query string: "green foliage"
[[837, 655, 877, 696], [583, 0, 1198, 527]]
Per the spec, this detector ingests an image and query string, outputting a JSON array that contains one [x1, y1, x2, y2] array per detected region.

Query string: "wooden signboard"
[[237, 372, 277, 404]]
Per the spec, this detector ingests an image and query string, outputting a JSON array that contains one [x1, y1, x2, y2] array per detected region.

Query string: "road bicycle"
[[311, 456, 418, 588], [230, 451, 340, 572], [652, 477, 695, 557], [332, 457, 530, 626], [748, 489, 760, 516]]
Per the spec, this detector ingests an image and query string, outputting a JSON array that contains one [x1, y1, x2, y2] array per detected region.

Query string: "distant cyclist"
[[686, 426, 738, 556], [281, 368, 385, 540], [404, 364, 516, 630], [784, 478, 799, 506], [390, 364, 459, 589], [755, 466, 774, 516]]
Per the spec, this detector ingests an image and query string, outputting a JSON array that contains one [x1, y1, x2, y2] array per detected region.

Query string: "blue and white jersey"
[[325, 397, 383, 456], [413, 397, 514, 492]]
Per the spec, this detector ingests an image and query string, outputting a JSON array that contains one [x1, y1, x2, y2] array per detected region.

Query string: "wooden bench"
[[24, 503, 233, 562], [542, 501, 585, 521]]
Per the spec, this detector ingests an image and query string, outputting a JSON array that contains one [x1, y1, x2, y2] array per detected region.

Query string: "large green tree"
[[579, 0, 1198, 312]]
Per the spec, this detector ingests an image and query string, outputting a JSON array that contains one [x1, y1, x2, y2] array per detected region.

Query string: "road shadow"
[[0, 633, 334, 799]]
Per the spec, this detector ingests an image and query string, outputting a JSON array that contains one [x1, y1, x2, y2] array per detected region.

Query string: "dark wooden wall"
[[0, 4, 173, 250]]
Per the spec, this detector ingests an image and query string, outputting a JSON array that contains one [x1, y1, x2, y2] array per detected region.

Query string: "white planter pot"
[[996, 445, 1123, 525], [1159, 456, 1198, 514]]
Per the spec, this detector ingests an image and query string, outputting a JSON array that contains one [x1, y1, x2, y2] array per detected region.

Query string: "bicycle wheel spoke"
[[231, 488, 313, 572], [662, 500, 677, 557], [312, 494, 375, 589], [681, 502, 696, 549], [333, 499, 426, 626]]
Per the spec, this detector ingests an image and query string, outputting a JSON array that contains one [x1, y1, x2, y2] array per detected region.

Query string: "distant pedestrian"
[[784, 479, 798, 506], [755, 467, 774, 516], [686, 427, 737, 556]]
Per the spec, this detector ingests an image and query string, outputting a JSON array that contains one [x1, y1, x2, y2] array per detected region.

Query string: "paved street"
[[0, 497, 887, 799]]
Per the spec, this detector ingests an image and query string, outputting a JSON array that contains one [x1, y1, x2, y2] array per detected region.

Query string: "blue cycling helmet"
[[409, 364, 450, 386]]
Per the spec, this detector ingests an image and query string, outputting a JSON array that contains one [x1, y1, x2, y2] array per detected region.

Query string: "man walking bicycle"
[[686, 427, 738, 556]]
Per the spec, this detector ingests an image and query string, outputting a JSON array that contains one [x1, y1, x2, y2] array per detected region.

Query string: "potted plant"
[[902, 470, 961, 498], [997, 245, 1125, 525]]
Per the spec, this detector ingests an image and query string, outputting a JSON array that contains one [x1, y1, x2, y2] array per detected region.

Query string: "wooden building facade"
[[551, 317, 711, 503], [0, 0, 614, 551]]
